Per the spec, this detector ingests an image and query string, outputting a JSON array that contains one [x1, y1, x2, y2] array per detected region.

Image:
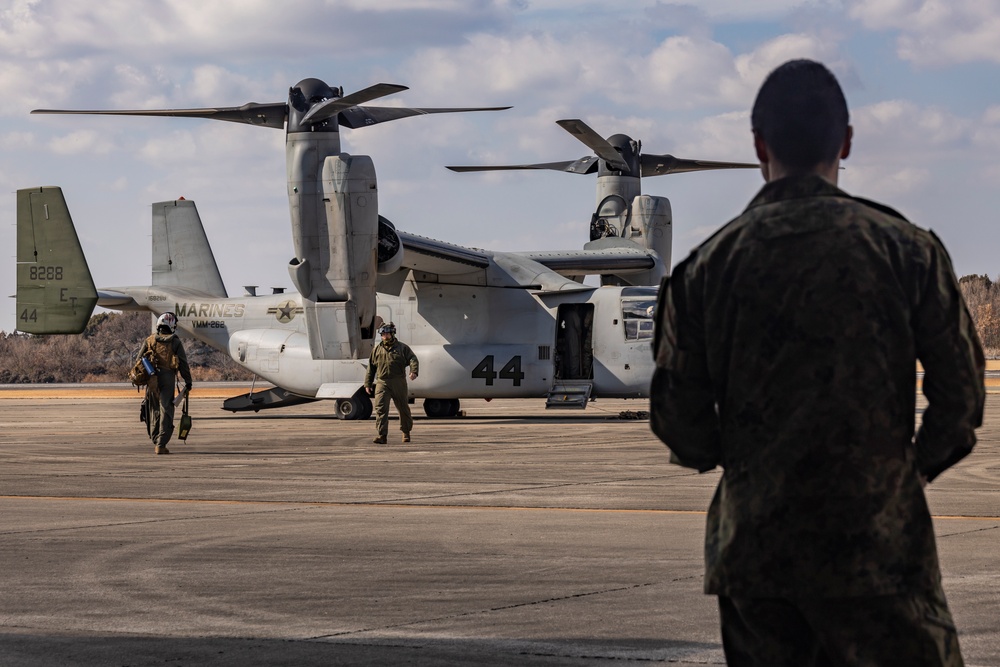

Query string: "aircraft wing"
[[520, 246, 658, 276], [393, 231, 595, 293], [396, 230, 491, 275]]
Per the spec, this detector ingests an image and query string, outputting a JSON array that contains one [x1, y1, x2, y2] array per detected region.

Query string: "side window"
[[622, 298, 655, 341]]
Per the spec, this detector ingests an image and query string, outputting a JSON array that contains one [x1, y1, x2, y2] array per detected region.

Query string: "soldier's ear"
[[753, 131, 771, 181], [840, 125, 853, 160], [753, 130, 768, 163]]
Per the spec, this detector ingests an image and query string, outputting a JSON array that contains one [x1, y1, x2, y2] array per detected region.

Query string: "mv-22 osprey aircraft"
[[18, 78, 755, 420]]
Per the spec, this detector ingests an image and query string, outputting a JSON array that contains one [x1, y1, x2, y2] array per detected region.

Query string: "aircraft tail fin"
[[15, 186, 98, 334], [152, 199, 228, 298]]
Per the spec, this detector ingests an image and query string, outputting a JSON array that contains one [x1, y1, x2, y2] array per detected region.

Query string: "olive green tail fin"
[[16, 186, 98, 334]]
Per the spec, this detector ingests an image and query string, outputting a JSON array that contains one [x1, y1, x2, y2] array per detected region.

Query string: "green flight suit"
[[365, 337, 419, 438], [137, 333, 193, 448]]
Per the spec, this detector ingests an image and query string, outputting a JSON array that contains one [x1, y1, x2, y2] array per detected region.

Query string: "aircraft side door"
[[553, 303, 594, 380]]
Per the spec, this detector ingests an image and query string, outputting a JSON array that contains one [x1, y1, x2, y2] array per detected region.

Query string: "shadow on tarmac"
[[0, 632, 722, 666]]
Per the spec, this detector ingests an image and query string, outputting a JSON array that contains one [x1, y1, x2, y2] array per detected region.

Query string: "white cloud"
[[853, 99, 970, 155], [0, 131, 36, 150], [840, 164, 931, 198], [848, 0, 1000, 65], [46, 129, 114, 155]]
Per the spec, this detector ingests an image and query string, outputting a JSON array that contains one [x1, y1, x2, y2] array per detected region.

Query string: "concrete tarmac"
[[0, 386, 997, 666]]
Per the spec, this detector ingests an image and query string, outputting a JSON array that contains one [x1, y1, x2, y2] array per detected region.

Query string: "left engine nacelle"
[[377, 216, 404, 275]]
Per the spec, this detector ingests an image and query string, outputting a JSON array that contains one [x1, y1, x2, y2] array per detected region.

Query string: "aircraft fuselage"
[[121, 281, 656, 401]]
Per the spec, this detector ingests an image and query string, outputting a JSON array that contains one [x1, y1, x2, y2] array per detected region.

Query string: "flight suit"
[[651, 174, 985, 666], [137, 333, 193, 450], [365, 336, 419, 441]]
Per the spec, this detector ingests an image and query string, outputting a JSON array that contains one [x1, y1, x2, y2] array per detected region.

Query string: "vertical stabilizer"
[[152, 199, 227, 297], [15, 186, 98, 334]]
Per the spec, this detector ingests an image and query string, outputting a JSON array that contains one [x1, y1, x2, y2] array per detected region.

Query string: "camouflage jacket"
[[651, 174, 985, 597], [138, 333, 193, 386], [365, 338, 419, 387]]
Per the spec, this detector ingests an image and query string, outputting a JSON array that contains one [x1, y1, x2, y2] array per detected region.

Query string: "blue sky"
[[2, 0, 999, 333]]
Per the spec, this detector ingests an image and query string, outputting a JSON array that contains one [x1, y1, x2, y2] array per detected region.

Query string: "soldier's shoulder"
[[849, 195, 909, 222]]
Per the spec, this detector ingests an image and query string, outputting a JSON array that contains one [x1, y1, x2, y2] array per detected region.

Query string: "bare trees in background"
[[959, 274, 1000, 356], [0, 311, 254, 383]]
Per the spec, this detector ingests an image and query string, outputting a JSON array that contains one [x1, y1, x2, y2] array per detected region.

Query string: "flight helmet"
[[157, 312, 178, 334], [378, 322, 396, 337]]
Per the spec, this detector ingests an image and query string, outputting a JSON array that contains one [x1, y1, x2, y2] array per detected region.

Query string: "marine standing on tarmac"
[[651, 59, 985, 667], [137, 312, 193, 455], [365, 322, 419, 444]]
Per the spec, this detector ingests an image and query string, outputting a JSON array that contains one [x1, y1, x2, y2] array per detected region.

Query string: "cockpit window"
[[622, 297, 655, 341]]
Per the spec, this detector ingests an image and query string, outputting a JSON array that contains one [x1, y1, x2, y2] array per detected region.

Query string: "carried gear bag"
[[178, 393, 192, 441]]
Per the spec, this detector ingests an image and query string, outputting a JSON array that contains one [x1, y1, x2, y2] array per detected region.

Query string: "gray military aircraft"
[[19, 78, 670, 418], [448, 119, 758, 285], [16, 185, 658, 418], [18, 79, 748, 419]]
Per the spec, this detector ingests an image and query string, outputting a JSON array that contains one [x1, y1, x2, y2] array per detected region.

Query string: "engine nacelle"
[[377, 216, 404, 275]]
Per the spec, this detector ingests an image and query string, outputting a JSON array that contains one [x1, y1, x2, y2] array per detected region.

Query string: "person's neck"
[[765, 160, 840, 185]]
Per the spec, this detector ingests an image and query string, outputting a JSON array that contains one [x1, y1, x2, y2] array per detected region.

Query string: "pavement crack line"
[[309, 581, 660, 640], [938, 522, 1000, 538], [0, 505, 313, 536], [365, 474, 677, 505]]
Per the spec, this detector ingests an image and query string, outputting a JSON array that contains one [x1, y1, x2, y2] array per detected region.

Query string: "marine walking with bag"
[[132, 312, 193, 455]]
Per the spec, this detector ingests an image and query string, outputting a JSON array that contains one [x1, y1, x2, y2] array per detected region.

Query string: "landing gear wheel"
[[336, 389, 373, 421], [423, 398, 461, 418]]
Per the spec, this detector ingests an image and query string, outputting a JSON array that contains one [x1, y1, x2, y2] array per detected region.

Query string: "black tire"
[[337, 389, 373, 420], [423, 398, 450, 419], [424, 398, 460, 418]]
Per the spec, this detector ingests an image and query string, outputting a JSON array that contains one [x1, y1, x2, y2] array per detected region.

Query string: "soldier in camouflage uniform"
[[365, 322, 419, 444], [137, 312, 193, 455], [651, 59, 985, 666]]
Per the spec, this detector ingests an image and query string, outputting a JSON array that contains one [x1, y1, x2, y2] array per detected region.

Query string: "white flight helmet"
[[156, 312, 178, 334]]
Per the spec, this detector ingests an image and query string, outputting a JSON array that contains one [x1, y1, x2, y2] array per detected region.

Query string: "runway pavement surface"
[[1, 386, 998, 666]]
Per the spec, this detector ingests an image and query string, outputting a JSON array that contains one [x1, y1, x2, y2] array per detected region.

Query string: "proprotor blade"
[[338, 105, 512, 129], [446, 156, 598, 174], [300, 83, 409, 125], [640, 153, 759, 176], [31, 102, 288, 129], [556, 119, 630, 173]]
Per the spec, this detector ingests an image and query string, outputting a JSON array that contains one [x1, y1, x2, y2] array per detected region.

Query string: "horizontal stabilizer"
[[15, 187, 97, 334]]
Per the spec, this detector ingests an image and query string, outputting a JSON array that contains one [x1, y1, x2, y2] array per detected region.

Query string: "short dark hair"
[[751, 59, 849, 172]]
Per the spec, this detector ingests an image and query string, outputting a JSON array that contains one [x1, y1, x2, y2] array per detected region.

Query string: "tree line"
[[959, 274, 1000, 352], [0, 311, 253, 384], [1, 276, 998, 384]]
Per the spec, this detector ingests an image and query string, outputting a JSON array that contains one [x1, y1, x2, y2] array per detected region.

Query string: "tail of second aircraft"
[[152, 198, 227, 298], [15, 186, 98, 334], [15, 187, 229, 335]]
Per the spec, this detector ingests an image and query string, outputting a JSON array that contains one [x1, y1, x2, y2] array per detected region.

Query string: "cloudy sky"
[[2, 0, 999, 333]]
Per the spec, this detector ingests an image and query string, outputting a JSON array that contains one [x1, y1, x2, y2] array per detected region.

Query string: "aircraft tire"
[[423, 398, 450, 419], [424, 398, 460, 419], [335, 395, 365, 420]]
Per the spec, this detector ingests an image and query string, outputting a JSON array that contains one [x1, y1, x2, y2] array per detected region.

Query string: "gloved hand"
[[365, 386, 374, 397], [185, 384, 193, 394]]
